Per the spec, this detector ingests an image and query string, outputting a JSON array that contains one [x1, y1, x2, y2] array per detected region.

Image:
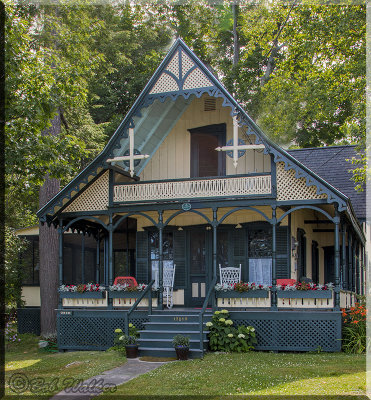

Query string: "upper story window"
[[189, 123, 226, 177]]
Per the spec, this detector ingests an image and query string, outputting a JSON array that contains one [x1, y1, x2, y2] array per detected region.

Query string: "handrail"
[[124, 280, 155, 335], [198, 277, 217, 352]]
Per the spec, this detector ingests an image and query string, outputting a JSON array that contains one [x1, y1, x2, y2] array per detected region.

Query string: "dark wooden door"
[[189, 123, 226, 177], [186, 230, 210, 307]]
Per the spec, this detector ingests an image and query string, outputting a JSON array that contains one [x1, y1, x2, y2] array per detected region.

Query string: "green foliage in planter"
[[172, 334, 190, 348], [112, 326, 138, 352], [207, 310, 257, 353]]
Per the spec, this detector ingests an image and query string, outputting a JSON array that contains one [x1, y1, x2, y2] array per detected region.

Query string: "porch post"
[[81, 232, 85, 283], [108, 215, 113, 285], [271, 206, 277, 310], [158, 210, 164, 310], [334, 209, 340, 310], [348, 231, 352, 291], [356, 242, 360, 294], [96, 230, 100, 283], [342, 223, 347, 290], [58, 219, 64, 286], [212, 208, 218, 310]]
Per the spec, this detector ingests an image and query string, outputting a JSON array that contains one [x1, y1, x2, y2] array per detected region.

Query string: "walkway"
[[50, 358, 168, 399]]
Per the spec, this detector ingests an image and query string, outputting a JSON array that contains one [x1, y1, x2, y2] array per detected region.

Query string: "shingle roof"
[[288, 145, 365, 221]]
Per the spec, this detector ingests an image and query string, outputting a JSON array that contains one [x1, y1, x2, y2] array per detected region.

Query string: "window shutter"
[[136, 231, 149, 283], [276, 226, 289, 279], [173, 230, 186, 288], [232, 229, 246, 281]]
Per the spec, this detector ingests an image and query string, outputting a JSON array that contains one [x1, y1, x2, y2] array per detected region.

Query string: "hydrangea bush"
[[207, 310, 257, 352]]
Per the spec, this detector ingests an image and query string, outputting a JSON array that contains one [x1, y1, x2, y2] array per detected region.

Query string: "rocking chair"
[[219, 264, 241, 287]]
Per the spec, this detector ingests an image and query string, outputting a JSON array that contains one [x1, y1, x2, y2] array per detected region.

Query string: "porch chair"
[[113, 276, 138, 287], [163, 263, 176, 309], [219, 264, 241, 287]]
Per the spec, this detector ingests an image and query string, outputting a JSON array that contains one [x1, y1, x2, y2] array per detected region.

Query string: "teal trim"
[[164, 209, 212, 226], [277, 205, 334, 224], [218, 206, 271, 224], [60, 292, 105, 299], [63, 216, 108, 233], [216, 290, 269, 299], [276, 290, 332, 299]]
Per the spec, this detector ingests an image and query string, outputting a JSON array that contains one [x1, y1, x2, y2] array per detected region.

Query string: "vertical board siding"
[[140, 95, 271, 181], [173, 230, 186, 288]]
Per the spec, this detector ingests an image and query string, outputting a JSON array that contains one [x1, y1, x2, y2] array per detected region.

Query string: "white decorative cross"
[[216, 116, 265, 168], [107, 128, 149, 177]]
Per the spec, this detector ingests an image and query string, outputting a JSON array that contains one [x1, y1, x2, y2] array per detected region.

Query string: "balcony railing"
[[113, 174, 272, 203]]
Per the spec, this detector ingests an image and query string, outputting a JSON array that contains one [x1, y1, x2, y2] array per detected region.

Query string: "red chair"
[[276, 279, 296, 286], [113, 276, 138, 287]]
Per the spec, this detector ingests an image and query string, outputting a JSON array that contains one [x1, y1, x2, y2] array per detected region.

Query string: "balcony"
[[113, 174, 272, 203]]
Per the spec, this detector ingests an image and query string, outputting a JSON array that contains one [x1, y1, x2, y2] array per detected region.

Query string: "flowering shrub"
[[59, 283, 105, 293], [112, 325, 139, 352], [277, 282, 334, 291], [208, 310, 257, 352], [109, 283, 153, 292], [342, 302, 368, 353], [5, 319, 20, 347], [215, 282, 269, 292]]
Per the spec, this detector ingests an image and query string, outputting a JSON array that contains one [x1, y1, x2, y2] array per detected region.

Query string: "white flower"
[[221, 309, 229, 314], [238, 334, 245, 339], [219, 318, 226, 322], [227, 334, 233, 338], [224, 320, 233, 325], [119, 335, 125, 341], [206, 322, 213, 327]]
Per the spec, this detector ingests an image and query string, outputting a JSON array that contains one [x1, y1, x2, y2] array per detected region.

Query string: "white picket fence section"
[[114, 175, 272, 202]]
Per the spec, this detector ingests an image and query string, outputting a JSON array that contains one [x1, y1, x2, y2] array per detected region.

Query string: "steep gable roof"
[[288, 146, 365, 220], [37, 38, 350, 223]]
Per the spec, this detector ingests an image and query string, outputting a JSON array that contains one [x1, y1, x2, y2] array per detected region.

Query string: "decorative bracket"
[[107, 128, 149, 177]]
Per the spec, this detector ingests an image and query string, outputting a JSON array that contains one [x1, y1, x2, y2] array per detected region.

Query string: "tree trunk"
[[39, 113, 61, 336]]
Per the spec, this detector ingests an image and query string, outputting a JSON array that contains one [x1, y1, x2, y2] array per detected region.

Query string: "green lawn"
[[5, 334, 126, 397], [101, 352, 366, 399]]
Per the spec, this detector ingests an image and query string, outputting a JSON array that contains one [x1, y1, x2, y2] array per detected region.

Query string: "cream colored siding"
[[21, 286, 40, 307], [140, 94, 271, 181]]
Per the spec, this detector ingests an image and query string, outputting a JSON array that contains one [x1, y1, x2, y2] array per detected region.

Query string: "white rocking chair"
[[219, 264, 241, 287], [152, 261, 176, 308]]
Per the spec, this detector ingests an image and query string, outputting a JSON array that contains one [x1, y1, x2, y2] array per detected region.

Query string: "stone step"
[[138, 346, 204, 359], [139, 330, 209, 340], [138, 338, 208, 350]]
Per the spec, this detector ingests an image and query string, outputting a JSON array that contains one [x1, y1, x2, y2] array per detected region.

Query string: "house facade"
[[24, 39, 365, 356]]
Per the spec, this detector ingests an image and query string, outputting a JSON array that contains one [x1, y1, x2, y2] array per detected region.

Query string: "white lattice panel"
[[166, 52, 180, 77], [112, 298, 158, 308], [276, 162, 327, 201], [114, 175, 271, 203], [64, 171, 109, 212], [149, 73, 179, 94], [183, 68, 213, 90], [181, 51, 195, 77]]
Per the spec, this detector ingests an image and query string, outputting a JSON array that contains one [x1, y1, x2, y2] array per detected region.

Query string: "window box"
[[277, 290, 332, 299], [216, 290, 269, 299], [59, 291, 106, 299]]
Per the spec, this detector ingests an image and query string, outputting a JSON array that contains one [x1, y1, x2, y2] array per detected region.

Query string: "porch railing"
[[124, 280, 155, 336], [113, 174, 272, 203], [199, 276, 217, 352]]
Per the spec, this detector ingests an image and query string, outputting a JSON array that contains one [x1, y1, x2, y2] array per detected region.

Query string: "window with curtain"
[[149, 231, 174, 283], [248, 226, 272, 285]]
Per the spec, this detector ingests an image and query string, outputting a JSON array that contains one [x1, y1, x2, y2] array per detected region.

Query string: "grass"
[[5, 334, 126, 397], [100, 352, 366, 399]]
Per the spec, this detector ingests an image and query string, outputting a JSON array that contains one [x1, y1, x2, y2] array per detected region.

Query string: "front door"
[[187, 230, 209, 307]]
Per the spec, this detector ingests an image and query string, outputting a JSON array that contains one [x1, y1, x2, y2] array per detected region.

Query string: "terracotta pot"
[[175, 346, 189, 360], [125, 344, 138, 358]]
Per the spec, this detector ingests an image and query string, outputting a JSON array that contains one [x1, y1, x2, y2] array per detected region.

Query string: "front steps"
[[138, 310, 212, 359]]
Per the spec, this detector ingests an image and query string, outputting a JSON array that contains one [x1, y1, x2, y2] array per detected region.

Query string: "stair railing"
[[198, 276, 217, 352], [124, 280, 155, 336]]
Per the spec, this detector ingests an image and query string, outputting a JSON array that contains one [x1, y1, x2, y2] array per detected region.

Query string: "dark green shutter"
[[136, 231, 149, 283], [232, 229, 246, 281], [276, 226, 289, 279], [173, 230, 186, 288]]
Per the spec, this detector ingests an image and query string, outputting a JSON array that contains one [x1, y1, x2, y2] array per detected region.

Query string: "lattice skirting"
[[57, 310, 149, 351], [17, 307, 41, 335], [230, 311, 342, 352]]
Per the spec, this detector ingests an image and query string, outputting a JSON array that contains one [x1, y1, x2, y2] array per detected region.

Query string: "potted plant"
[[120, 334, 138, 358], [172, 334, 190, 360]]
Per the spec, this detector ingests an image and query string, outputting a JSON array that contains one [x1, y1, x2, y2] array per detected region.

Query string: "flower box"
[[59, 291, 106, 299], [216, 290, 269, 299], [109, 291, 148, 299], [277, 290, 332, 299]]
